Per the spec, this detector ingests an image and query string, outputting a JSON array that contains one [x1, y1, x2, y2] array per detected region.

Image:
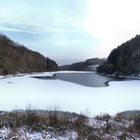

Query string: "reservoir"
[[54, 72, 123, 87]]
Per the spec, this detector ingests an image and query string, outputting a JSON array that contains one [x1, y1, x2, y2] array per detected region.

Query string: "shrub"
[[133, 115, 140, 133], [25, 109, 40, 127], [48, 111, 59, 127]]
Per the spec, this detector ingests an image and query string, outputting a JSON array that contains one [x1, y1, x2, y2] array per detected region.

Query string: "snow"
[[87, 64, 99, 71], [0, 71, 140, 115], [0, 127, 78, 140], [0, 127, 10, 139]]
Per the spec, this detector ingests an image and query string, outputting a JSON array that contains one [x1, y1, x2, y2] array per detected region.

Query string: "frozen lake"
[[0, 71, 140, 116]]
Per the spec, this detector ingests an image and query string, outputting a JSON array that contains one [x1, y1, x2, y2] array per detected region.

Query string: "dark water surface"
[[54, 72, 123, 87], [32, 72, 124, 87]]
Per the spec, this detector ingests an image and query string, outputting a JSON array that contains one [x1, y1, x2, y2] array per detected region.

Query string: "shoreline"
[[97, 72, 140, 80], [0, 71, 140, 116], [1, 71, 137, 88]]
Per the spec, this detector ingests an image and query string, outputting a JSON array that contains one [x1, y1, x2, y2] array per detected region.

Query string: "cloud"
[[84, 0, 140, 57], [0, 25, 38, 34], [2, 0, 140, 64]]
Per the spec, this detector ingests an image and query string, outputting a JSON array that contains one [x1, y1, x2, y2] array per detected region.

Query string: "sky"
[[0, 0, 140, 65]]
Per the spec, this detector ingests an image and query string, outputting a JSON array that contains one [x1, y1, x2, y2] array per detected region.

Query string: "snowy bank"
[[0, 71, 139, 115]]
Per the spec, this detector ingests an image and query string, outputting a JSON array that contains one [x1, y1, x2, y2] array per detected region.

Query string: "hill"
[[97, 35, 140, 75], [0, 34, 58, 74], [60, 58, 106, 71]]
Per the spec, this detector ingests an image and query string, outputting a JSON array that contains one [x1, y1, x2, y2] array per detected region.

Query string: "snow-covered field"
[[0, 71, 140, 115]]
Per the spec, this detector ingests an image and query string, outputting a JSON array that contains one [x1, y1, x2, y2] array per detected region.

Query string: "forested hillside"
[[0, 34, 58, 74], [97, 35, 140, 75]]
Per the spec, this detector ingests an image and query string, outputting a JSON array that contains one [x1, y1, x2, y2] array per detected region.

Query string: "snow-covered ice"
[[0, 71, 140, 115]]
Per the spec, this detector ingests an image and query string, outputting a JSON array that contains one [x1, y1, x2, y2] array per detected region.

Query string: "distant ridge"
[[0, 34, 58, 74], [60, 58, 106, 71]]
